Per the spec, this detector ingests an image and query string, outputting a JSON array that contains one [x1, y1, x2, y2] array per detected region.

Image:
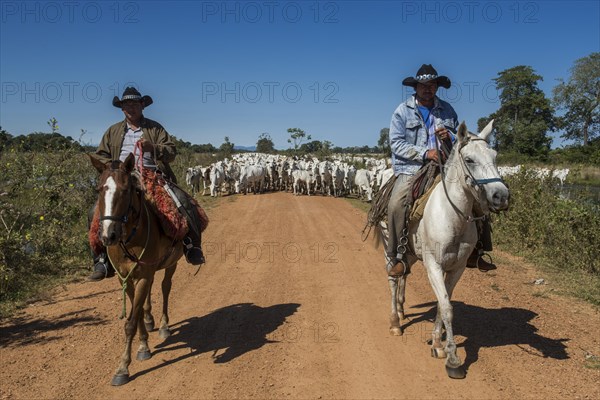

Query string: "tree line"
[[2, 53, 597, 163]]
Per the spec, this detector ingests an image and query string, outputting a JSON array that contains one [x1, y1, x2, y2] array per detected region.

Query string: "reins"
[[436, 136, 502, 223], [104, 140, 178, 319]]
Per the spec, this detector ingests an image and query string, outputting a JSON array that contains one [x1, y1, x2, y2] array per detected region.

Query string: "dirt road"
[[1, 192, 599, 399]]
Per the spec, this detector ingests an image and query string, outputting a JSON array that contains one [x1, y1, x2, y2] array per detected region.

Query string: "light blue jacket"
[[389, 95, 459, 176]]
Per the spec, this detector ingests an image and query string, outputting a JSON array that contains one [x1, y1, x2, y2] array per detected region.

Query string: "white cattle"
[[343, 165, 356, 196], [185, 167, 201, 195], [377, 168, 394, 190], [331, 164, 345, 197], [354, 169, 373, 201], [240, 164, 266, 194], [209, 164, 225, 197], [292, 169, 313, 196], [318, 160, 333, 196], [552, 168, 569, 185]]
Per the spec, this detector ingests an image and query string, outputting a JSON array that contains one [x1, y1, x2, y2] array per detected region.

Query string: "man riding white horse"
[[386, 64, 496, 277]]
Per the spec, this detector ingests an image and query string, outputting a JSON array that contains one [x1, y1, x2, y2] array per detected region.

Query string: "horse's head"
[[451, 120, 510, 212], [90, 153, 141, 246]]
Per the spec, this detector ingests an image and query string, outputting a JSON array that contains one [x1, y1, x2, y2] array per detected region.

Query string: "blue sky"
[[1, 0, 599, 149]]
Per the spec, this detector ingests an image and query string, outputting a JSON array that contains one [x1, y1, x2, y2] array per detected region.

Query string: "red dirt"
[[1, 192, 599, 399]]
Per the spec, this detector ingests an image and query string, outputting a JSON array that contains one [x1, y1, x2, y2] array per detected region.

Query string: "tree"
[[552, 52, 600, 146], [47, 117, 59, 134], [219, 136, 234, 156], [0, 126, 13, 152], [378, 127, 391, 155], [256, 132, 275, 153], [485, 66, 555, 158], [287, 128, 311, 152]]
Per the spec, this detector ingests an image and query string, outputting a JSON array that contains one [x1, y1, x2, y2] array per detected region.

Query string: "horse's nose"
[[492, 188, 510, 210], [101, 225, 119, 246]]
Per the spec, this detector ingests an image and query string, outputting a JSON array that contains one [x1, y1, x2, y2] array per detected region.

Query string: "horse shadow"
[[403, 301, 569, 371], [130, 302, 300, 380]]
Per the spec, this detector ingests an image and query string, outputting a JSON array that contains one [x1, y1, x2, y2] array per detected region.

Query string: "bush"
[[494, 168, 600, 276], [0, 147, 97, 310]]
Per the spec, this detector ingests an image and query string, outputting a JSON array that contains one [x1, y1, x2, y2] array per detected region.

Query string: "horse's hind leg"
[[158, 265, 176, 339], [388, 275, 402, 336], [143, 276, 156, 332]]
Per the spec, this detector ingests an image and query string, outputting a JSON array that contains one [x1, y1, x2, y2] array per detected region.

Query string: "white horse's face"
[[452, 121, 510, 212]]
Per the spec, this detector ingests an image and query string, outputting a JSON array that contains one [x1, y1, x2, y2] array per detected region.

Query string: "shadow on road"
[[0, 308, 107, 348], [130, 302, 300, 380], [404, 301, 569, 371]]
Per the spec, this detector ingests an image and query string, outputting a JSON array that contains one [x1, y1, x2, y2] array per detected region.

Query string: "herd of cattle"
[[184, 153, 570, 200], [497, 165, 570, 185], [184, 153, 394, 200]]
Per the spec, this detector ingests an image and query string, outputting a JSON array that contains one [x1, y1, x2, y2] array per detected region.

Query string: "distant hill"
[[233, 145, 257, 152]]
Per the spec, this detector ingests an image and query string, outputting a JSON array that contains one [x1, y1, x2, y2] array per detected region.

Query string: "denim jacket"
[[389, 95, 459, 176]]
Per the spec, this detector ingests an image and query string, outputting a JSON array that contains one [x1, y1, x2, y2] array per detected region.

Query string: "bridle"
[[437, 135, 504, 222], [98, 169, 143, 245]]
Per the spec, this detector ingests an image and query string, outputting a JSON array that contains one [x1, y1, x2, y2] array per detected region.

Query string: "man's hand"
[[424, 149, 440, 162], [434, 126, 450, 140], [424, 148, 448, 163]]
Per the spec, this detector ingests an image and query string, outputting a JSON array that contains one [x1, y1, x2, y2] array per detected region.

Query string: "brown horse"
[[90, 153, 186, 386]]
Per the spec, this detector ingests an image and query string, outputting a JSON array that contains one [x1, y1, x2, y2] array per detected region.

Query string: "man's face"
[[415, 82, 438, 103], [121, 100, 143, 122]]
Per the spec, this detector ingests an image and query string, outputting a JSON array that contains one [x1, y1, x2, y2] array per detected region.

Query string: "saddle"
[[403, 161, 441, 224], [88, 169, 208, 255]]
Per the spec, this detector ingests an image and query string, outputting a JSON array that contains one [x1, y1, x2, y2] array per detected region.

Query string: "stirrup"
[[387, 258, 409, 277], [182, 237, 206, 266]]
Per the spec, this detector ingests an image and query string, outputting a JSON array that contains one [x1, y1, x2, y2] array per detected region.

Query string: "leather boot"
[[183, 236, 205, 265], [466, 249, 496, 272], [88, 253, 115, 281]]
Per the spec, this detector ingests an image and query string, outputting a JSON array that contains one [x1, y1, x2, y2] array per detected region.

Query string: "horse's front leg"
[[431, 307, 445, 359], [424, 264, 466, 379], [112, 281, 135, 386], [112, 278, 150, 386], [158, 265, 176, 339], [143, 276, 155, 332]]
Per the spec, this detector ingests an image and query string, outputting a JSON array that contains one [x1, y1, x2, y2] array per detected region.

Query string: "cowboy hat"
[[112, 87, 153, 108], [402, 64, 451, 89]]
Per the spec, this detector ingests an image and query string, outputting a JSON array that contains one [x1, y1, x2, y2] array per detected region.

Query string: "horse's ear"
[[89, 154, 106, 173], [122, 153, 135, 173], [479, 119, 494, 142], [457, 121, 469, 143]]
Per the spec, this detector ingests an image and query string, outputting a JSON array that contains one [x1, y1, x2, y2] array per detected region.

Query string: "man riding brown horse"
[[88, 87, 205, 281]]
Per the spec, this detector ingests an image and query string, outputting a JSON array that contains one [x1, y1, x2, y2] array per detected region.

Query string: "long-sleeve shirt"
[[389, 95, 459, 176]]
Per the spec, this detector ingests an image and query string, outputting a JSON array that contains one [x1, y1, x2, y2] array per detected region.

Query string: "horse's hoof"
[[431, 347, 446, 359], [145, 322, 155, 332], [389, 327, 402, 336], [159, 328, 171, 339], [111, 374, 130, 386], [136, 350, 152, 361], [445, 365, 466, 379]]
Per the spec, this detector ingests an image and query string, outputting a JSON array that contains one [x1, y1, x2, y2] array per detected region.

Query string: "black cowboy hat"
[[402, 64, 451, 89], [112, 86, 153, 108]]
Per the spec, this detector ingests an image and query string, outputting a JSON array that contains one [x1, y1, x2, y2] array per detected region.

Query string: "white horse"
[[377, 120, 510, 379]]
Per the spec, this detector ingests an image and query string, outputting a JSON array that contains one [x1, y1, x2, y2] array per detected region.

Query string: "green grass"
[[584, 355, 600, 369]]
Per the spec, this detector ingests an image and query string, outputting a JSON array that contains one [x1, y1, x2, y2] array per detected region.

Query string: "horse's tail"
[[361, 173, 397, 246]]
